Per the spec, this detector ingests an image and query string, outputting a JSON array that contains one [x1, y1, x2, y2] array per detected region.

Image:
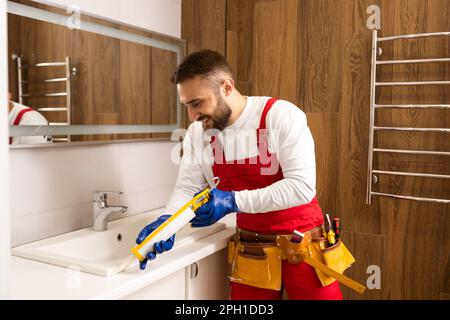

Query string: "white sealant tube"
[[131, 207, 195, 261], [131, 187, 212, 262]]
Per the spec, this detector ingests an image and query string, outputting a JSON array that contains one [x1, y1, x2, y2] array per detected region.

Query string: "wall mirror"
[[7, 0, 185, 147]]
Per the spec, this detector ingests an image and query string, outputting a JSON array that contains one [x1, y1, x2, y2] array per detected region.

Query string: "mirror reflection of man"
[[8, 92, 52, 145]]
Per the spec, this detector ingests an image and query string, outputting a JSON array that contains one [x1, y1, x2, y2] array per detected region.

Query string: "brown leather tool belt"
[[228, 226, 363, 293], [234, 226, 324, 244], [231, 226, 326, 259]]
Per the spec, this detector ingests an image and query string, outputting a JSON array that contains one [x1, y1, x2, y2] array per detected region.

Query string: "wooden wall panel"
[[226, 0, 257, 86], [340, 231, 387, 300], [385, 201, 449, 299], [182, 0, 226, 54], [297, 0, 354, 113], [441, 292, 450, 300], [181, 0, 227, 128], [334, 1, 384, 236], [307, 113, 339, 215], [252, 0, 298, 102], [90, 34, 120, 115], [215, 0, 450, 300], [226, 31, 238, 78], [151, 48, 178, 138], [118, 40, 152, 140], [226, 0, 298, 103], [70, 29, 92, 127], [336, 33, 381, 234], [7, 13, 21, 103]]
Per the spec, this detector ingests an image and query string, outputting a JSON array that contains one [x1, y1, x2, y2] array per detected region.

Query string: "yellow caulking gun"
[[131, 177, 220, 263]]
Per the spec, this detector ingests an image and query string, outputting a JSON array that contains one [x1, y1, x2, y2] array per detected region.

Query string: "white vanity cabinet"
[[185, 249, 230, 300], [121, 268, 186, 300], [122, 249, 229, 300], [120, 249, 230, 300]]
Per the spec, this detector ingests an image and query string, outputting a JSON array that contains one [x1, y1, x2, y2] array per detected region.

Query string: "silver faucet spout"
[[93, 191, 128, 231]]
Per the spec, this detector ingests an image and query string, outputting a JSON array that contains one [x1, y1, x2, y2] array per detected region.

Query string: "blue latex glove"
[[190, 189, 239, 227], [135, 214, 175, 270]]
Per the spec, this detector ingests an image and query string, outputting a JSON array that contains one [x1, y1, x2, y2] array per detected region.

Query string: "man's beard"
[[200, 96, 232, 131]]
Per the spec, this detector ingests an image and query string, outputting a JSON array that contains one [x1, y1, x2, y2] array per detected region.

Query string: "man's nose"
[[187, 106, 200, 122]]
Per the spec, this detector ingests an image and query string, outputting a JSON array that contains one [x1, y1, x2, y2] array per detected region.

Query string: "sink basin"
[[12, 208, 226, 277]]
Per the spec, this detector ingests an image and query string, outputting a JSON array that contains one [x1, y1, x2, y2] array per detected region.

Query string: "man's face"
[[177, 76, 231, 131]]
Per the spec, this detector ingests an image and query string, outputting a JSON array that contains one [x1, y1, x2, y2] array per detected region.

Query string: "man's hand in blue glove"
[[191, 189, 239, 228], [135, 214, 175, 270]]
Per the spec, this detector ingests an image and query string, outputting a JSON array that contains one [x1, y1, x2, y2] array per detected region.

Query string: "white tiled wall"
[[10, 141, 180, 246]]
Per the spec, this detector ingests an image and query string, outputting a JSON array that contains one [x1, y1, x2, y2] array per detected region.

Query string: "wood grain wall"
[[182, 0, 449, 300]]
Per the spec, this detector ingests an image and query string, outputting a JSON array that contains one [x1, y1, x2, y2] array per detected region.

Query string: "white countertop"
[[9, 214, 236, 300]]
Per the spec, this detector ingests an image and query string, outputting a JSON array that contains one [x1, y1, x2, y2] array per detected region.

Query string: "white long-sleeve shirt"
[[165, 96, 317, 215]]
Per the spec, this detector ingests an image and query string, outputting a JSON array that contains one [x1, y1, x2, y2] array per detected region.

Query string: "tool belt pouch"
[[308, 239, 356, 287], [227, 240, 282, 291], [276, 234, 356, 287]]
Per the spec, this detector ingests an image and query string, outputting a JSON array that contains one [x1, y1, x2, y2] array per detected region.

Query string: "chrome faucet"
[[93, 191, 128, 231]]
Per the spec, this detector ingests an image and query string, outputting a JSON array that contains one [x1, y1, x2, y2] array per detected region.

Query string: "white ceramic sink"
[[12, 208, 226, 277]]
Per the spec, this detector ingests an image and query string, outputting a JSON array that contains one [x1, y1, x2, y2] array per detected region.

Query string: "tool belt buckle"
[[276, 233, 312, 264]]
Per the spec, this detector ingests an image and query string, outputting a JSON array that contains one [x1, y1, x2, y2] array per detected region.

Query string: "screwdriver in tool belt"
[[333, 218, 340, 241], [326, 214, 336, 246]]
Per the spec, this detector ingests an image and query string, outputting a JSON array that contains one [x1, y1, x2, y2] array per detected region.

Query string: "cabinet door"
[[122, 268, 185, 300], [186, 249, 230, 300]]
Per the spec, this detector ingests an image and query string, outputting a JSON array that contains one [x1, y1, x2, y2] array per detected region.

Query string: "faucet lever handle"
[[93, 191, 123, 202]]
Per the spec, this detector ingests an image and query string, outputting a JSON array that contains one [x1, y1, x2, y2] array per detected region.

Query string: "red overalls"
[[210, 98, 343, 300]]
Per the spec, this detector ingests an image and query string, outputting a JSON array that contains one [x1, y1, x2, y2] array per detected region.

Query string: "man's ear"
[[222, 79, 235, 97]]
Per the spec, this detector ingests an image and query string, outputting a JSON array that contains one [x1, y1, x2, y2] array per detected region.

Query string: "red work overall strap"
[[259, 97, 278, 130], [257, 97, 278, 156], [9, 108, 34, 144]]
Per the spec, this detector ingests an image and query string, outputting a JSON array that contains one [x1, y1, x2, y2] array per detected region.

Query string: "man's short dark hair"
[[170, 49, 233, 84]]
